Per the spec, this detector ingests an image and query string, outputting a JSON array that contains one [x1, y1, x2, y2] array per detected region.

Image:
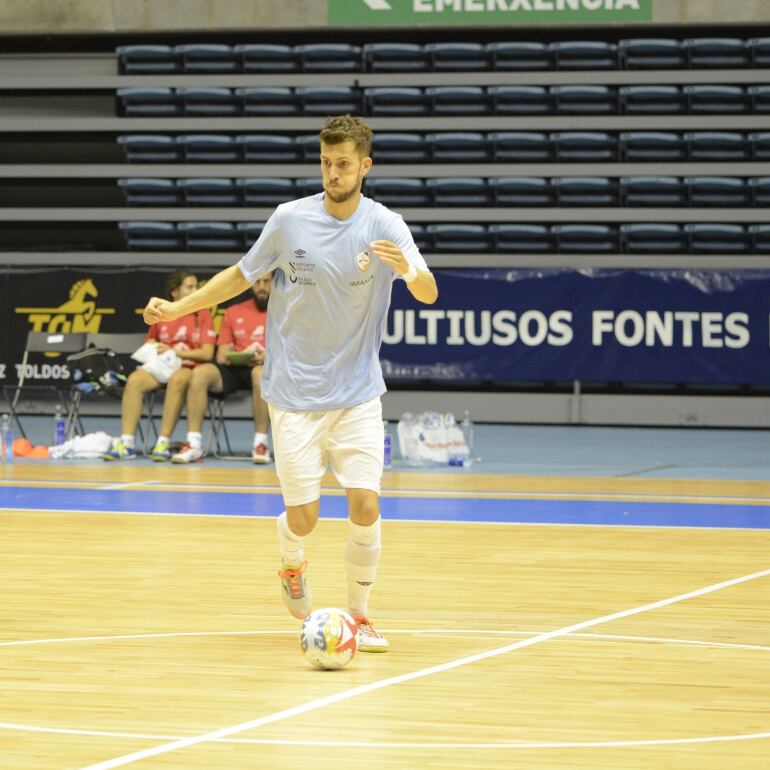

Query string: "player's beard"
[[253, 293, 269, 312], [324, 175, 362, 204]]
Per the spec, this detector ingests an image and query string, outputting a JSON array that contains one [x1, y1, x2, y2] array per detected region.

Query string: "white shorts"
[[268, 397, 384, 507]]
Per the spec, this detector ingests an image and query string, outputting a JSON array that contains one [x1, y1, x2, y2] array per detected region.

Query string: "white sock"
[[345, 517, 381, 618], [121, 434, 135, 448], [187, 431, 202, 450], [157, 435, 169, 445], [253, 432, 268, 448], [277, 511, 305, 568]]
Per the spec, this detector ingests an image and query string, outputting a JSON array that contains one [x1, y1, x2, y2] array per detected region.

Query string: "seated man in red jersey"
[[171, 272, 272, 464]]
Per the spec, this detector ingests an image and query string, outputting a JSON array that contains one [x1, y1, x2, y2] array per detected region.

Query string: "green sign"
[[329, 0, 652, 26]]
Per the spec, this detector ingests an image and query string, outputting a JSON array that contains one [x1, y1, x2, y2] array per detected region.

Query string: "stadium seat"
[[178, 135, 239, 162], [365, 178, 430, 207], [235, 178, 295, 206], [119, 221, 183, 251], [296, 135, 320, 161], [408, 224, 431, 252], [620, 85, 684, 113], [237, 87, 299, 115], [553, 224, 618, 253], [685, 224, 749, 252], [363, 43, 429, 72], [234, 44, 298, 72], [748, 37, 770, 67], [618, 38, 686, 69], [490, 132, 553, 161], [551, 85, 616, 114], [553, 177, 618, 206], [426, 178, 493, 206], [178, 222, 242, 251], [295, 44, 362, 72], [620, 223, 686, 253], [748, 224, 770, 252], [117, 135, 181, 162], [619, 131, 687, 161], [296, 86, 362, 115], [687, 176, 749, 206], [428, 132, 491, 162], [620, 176, 686, 206], [179, 87, 238, 116], [425, 42, 490, 70], [550, 41, 617, 70], [177, 178, 239, 206], [750, 131, 770, 159], [683, 38, 749, 68], [365, 87, 431, 115], [748, 177, 770, 206], [117, 45, 179, 74], [684, 85, 749, 113], [428, 86, 490, 115], [118, 178, 181, 206], [489, 86, 552, 114], [371, 133, 431, 162], [488, 224, 555, 253], [486, 41, 551, 70], [552, 132, 616, 162], [426, 224, 492, 252], [685, 132, 751, 161], [490, 177, 553, 206], [175, 44, 237, 73], [295, 177, 323, 197], [236, 135, 302, 162], [237, 222, 266, 248], [117, 87, 181, 117], [748, 85, 770, 112]]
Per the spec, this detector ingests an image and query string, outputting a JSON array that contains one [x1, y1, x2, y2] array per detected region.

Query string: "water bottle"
[[1, 414, 13, 463], [460, 411, 475, 467], [383, 420, 392, 468], [53, 405, 66, 446], [446, 412, 463, 466]]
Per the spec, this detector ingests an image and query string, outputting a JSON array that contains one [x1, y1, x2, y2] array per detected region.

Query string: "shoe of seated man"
[[151, 439, 171, 462], [171, 443, 204, 464], [103, 439, 137, 461], [277, 560, 312, 619], [252, 442, 272, 464], [353, 616, 390, 653]]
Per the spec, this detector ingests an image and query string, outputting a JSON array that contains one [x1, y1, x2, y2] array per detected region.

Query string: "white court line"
[[78, 566, 770, 770]]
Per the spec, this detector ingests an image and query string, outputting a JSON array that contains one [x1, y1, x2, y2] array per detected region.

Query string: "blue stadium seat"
[[619, 131, 686, 161], [117, 45, 179, 74], [553, 177, 618, 206], [426, 225, 492, 252], [685, 224, 749, 252], [236, 178, 295, 206], [490, 132, 553, 161], [750, 131, 770, 159], [371, 133, 431, 162], [683, 38, 749, 68], [117, 135, 181, 162], [620, 224, 686, 253], [365, 178, 430, 207], [236, 135, 301, 162], [296, 135, 320, 161], [553, 224, 618, 253], [295, 178, 323, 197], [408, 224, 430, 252], [428, 86, 490, 115], [748, 85, 770, 112], [620, 176, 686, 206], [363, 43, 429, 72], [486, 42, 551, 70], [748, 224, 770, 252], [237, 87, 299, 115], [488, 224, 555, 253], [618, 38, 685, 69], [296, 86, 362, 115], [551, 85, 616, 114], [119, 222, 183, 251], [428, 132, 491, 162], [365, 87, 431, 115], [685, 132, 751, 161], [425, 42, 490, 71], [118, 178, 181, 206], [426, 178, 493, 206], [178, 87, 238, 116], [234, 44, 298, 72], [488, 86, 552, 114], [178, 135, 239, 162], [552, 132, 616, 161], [684, 85, 749, 113], [620, 85, 684, 113], [748, 38, 770, 67], [117, 88, 181, 116], [296, 44, 362, 72], [175, 44, 237, 73], [687, 177, 749, 206], [177, 178, 239, 206], [178, 222, 242, 251], [489, 177, 553, 206], [550, 41, 617, 70], [748, 177, 770, 206], [237, 222, 266, 248]]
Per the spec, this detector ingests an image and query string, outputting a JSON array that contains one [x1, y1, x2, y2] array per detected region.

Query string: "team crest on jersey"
[[355, 250, 370, 271]]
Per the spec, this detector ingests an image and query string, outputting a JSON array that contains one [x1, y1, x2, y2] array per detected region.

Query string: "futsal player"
[[143, 115, 438, 652]]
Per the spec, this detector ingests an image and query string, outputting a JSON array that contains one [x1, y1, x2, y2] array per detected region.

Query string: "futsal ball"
[[300, 607, 358, 670]]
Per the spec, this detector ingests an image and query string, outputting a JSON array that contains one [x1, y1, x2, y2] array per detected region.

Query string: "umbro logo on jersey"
[[294, 249, 306, 258]]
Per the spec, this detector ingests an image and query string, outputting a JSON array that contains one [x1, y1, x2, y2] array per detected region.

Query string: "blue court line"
[[1, 486, 769, 529]]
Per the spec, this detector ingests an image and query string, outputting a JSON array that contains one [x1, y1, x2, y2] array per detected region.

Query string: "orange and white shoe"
[[252, 442, 272, 464], [277, 560, 312, 619], [353, 615, 389, 653]]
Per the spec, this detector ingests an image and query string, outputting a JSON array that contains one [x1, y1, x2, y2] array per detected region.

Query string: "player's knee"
[[348, 491, 379, 525]]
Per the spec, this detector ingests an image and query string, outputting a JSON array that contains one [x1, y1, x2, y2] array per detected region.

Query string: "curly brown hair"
[[165, 269, 196, 299], [319, 114, 373, 157]]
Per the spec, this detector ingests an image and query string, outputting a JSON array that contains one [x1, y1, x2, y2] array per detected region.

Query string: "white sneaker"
[[252, 441, 271, 464], [171, 443, 204, 464], [277, 560, 312, 619], [353, 616, 389, 653]]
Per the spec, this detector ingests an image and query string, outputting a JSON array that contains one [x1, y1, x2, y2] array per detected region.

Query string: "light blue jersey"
[[238, 192, 428, 411]]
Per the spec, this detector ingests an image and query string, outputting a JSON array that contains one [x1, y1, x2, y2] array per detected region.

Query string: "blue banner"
[[381, 269, 770, 385]]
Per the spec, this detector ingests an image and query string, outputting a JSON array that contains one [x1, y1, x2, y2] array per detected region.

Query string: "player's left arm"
[[370, 239, 438, 304]]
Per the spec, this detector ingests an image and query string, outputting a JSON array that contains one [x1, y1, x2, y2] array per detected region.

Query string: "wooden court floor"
[[1, 463, 769, 769]]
